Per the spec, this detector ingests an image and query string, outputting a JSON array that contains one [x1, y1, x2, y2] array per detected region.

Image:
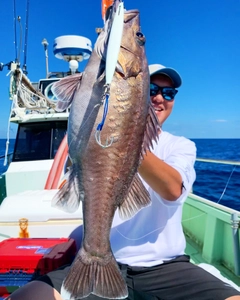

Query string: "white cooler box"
[[0, 189, 83, 250]]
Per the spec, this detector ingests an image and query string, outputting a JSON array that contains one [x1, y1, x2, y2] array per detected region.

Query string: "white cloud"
[[213, 119, 227, 122]]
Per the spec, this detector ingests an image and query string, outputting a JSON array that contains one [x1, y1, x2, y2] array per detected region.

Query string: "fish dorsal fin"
[[51, 165, 84, 212], [118, 173, 151, 220], [141, 103, 160, 159], [52, 73, 82, 112]]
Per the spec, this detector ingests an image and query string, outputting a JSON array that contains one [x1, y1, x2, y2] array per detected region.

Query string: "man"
[[8, 64, 240, 300]]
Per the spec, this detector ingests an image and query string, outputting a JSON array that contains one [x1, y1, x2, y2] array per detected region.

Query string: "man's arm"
[[138, 150, 182, 201]]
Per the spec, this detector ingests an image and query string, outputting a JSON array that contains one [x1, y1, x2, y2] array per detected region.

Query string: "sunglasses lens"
[[162, 88, 176, 100], [150, 83, 159, 96], [150, 84, 177, 100]]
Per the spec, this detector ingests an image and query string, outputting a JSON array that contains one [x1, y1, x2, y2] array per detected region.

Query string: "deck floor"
[[185, 236, 240, 288]]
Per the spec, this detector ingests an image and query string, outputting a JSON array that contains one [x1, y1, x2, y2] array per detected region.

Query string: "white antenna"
[[42, 38, 49, 78], [69, 60, 79, 74], [53, 35, 92, 74]]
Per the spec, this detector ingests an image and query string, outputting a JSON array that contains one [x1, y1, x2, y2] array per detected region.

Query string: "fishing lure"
[[95, 1, 124, 148]]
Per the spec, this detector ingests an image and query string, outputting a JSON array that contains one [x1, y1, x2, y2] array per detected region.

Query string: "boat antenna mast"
[[42, 38, 49, 78]]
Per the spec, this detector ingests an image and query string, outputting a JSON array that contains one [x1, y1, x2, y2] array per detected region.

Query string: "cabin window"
[[13, 121, 67, 161]]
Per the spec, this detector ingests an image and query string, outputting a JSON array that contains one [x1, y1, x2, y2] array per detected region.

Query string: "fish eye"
[[136, 31, 146, 46], [136, 32, 144, 38]]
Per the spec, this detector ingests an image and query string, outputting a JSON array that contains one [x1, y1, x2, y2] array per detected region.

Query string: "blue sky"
[[0, 0, 240, 139]]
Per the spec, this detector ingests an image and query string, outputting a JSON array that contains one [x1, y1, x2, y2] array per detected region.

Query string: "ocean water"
[[0, 138, 239, 211], [191, 138, 240, 211]]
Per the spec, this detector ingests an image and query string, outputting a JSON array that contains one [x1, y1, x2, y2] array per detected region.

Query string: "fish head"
[[117, 9, 148, 78]]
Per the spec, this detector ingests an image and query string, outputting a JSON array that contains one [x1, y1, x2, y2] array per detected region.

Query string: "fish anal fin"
[[141, 103, 160, 159], [51, 166, 83, 213], [61, 248, 128, 299], [52, 73, 82, 112], [118, 173, 151, 220]]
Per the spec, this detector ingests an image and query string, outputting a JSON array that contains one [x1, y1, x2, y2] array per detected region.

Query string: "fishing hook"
[[95, 84, 113, 148]]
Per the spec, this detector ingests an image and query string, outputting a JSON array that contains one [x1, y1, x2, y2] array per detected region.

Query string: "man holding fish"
[[8, 0, 240, 299], [9, 67, 240, 300]]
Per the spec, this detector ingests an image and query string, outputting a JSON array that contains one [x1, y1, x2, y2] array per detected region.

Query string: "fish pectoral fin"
[[141, 103, 160, 158], [61, 248, 128, 299], [52, 73, 83, 112], [51, 166, 82, 213], [118, 173, 151, 220]]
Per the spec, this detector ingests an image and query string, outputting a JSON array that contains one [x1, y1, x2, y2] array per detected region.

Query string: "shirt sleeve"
[[159, 136, 196, 205]]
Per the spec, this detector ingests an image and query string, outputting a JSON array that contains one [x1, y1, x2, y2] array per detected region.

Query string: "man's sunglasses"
[[150, 83, 178, 101]]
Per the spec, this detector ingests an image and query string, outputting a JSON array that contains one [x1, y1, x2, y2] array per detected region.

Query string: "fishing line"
[[217, 165, 236, 204], [115, 165, 238, 241], [81, 103, 101, 130], [68, 103, 102, 149], [115, 212, 206, 241]]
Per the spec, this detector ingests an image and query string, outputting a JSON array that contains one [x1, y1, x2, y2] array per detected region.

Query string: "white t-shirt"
[[110, 131, 196, 267]]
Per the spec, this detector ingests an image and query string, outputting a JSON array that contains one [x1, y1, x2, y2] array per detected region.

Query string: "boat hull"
[[183, 193, 240, 286]]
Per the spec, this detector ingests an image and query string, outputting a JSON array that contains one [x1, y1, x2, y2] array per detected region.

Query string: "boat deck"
[[183, 193, 240, 288], [185, 236, 240, 291]]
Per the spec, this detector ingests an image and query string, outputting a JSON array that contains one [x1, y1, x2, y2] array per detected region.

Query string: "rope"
[[3, 68, 24, 166], [9, 68, 55, 115], [3, 68, 55, 166], [4, 100, 14, 166]]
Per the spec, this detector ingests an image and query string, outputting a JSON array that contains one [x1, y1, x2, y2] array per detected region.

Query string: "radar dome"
[[53, 35, 92, 62]]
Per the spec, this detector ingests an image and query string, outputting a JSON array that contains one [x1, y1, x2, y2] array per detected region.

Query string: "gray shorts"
[[36, 255, 240, 300]]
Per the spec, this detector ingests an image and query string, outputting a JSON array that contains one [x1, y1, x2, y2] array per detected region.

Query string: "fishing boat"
[[0, 32, 93, 232], [0, 34, 89, 298], [0, 4, 239, 300]]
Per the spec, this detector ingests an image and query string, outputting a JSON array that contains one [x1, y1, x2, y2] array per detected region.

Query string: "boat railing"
[[194, 157, 239, 206], [193, 157, 239, 200], [196, 157, 240, 166], [187, 157, 240, 278]]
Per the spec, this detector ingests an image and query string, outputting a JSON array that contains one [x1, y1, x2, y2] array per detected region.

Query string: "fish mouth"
[[120, 45, 141, 57]]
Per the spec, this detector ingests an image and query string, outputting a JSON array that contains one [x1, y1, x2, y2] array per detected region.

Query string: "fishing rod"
[[22, 0, 30, 75], [13, 0, 18, 64], [13, 0, 29, 71], [0, 0, 20, 71], [17, 16, 23, 65], [1, 0, 30, 72]]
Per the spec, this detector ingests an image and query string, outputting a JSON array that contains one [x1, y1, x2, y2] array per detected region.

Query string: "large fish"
[[52, 3, 159, 300]]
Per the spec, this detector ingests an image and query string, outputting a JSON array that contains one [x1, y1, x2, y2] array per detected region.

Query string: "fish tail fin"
[[61, 248, 128, 299]]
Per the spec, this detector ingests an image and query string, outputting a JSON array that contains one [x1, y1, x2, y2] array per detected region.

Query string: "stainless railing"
[[196, 157, 240, 166]]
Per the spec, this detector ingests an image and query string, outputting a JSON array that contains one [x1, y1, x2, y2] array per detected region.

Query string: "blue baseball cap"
[[149, 64, 182, 88]]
